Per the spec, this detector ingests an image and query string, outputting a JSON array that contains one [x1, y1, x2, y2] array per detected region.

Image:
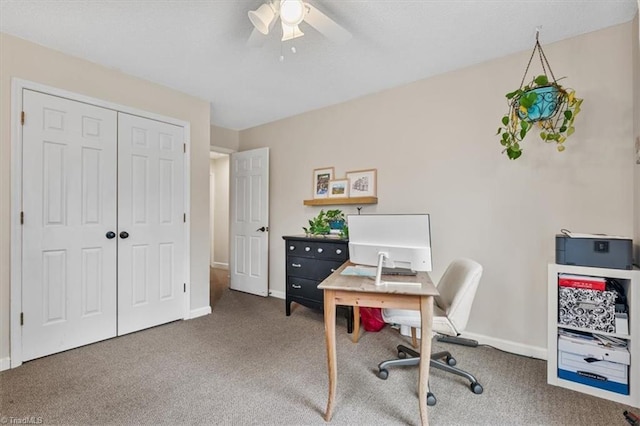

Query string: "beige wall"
[[210, 156, 230, 268], [0, 33, 211, 362], [240, 22, 636, 353], [211, 124, 239, 152]]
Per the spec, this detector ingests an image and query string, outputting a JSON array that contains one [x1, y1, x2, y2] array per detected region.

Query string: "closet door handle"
[[105, 231, 116, 239], [119, 231, 129, 239]]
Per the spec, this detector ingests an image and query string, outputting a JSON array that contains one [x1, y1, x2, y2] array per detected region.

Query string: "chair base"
[[377, 344, 484, 405]]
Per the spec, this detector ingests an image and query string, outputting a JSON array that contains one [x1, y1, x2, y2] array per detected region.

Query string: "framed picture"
[[313, 167, 335, 198], [346, 169, 377, 197], [328, 179, 349, 198]]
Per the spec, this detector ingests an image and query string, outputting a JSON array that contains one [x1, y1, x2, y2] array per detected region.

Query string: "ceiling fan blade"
[[246, 27, 266, 48], [303, 3, 352, 43]]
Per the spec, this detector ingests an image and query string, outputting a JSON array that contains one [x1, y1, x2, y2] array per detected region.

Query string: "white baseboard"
[[0, 357, 11, 371], [188, 306, 212, 319], [220, 288, 548, 360], [396, 327, 546, 360], [211, 262, 229, 270], [461, 331, 547, 360], [269, 289, 285, 300]]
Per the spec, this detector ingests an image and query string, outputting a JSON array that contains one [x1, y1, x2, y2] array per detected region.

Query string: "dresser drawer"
[[287, 256, 344, 280], [285, 240, 348, 261], [287, 276, 322, 302]]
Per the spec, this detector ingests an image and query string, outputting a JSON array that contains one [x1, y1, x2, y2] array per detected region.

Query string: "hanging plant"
[[497, 34, 583, 160]]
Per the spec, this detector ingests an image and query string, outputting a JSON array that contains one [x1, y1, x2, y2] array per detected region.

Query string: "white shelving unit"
[[547, 263, 640, 407]]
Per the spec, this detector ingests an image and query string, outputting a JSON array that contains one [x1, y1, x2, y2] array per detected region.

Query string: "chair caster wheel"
[[378, 369, 389, 380], [427, 392, 436, 406], [398, 350, 407, 359], [471, 382, 483, 394], [445, 355, 456, 366]]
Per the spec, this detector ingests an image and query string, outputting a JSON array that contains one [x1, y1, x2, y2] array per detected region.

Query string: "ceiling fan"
[[247, 0, 352, 44]]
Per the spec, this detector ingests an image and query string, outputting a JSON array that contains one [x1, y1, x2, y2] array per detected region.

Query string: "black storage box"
[[556, 234, 633, 270]]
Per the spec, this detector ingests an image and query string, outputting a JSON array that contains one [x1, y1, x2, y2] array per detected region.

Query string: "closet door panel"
[[117, 113, 185, 335], [21, 90, 118, 361]]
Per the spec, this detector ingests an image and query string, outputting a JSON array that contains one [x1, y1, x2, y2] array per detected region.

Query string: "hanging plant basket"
[[497, 34, 583, 160], [516, 85, 560, 121]]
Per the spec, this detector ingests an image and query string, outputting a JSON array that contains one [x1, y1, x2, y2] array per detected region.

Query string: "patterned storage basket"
[[558, 287, 616, 333]]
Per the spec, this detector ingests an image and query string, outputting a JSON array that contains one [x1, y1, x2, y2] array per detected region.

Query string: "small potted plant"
[[302, 209, 330, 236], [302, 209, 348, 239], [325, 209, 346, 234]]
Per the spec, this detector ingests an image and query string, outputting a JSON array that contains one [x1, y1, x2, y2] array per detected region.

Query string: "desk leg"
[[352, 305, 360, 343], [324, 289, 337, 421], [418, 295, 434, 426]]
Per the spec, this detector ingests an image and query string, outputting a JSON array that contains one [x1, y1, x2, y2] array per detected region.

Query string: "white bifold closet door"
[[116, 113, 185, 335], [21, 90, 185, 361], [21, 90, 118, 361]]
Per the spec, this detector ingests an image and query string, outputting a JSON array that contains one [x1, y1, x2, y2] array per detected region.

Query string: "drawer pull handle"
[[292, 263, 302, 268], [317, 248, 324, 253], [336, 249, 342, 254], [305, 247, 311, 251], [292, 284, 302, 289], [330, 268, 336, 272], [289, 246, 295, 250]]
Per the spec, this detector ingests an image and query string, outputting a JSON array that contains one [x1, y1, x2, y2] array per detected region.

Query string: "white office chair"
[[377, 258, 484, 406]]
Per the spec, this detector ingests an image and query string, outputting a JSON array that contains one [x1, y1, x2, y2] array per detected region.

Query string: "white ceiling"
[[1, 1, 637, 130]]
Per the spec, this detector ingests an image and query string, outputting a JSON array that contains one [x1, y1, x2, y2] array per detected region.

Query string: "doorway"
[[209, 149, 230, 308]]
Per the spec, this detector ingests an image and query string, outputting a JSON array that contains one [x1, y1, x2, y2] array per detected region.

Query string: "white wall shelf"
[[547, 263, 640, 407]]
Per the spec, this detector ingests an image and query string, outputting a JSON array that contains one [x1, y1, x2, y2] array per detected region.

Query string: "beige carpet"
[[0, 278, 636, 425]]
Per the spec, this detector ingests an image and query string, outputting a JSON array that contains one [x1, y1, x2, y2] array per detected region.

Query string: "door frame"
[[10, 78, 192, 368], [209, 145, 235, 270]]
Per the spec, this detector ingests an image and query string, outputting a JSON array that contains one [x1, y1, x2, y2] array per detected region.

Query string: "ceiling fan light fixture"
[[280, 0, 305, 26], [281, 22, 304, 41], [248, 2, 278, 35]]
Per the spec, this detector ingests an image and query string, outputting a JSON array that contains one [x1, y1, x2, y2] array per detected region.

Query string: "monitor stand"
[[374, 252, 422, 286], [374, 252, 388, 286]]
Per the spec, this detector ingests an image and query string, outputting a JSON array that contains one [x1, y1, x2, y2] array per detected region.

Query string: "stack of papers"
[[339, 266, 423, 286], [340, 266, 376, 277], [558, 328, 627, 348]]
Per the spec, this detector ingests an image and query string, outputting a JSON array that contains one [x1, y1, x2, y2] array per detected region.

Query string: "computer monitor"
[[347, 214, 432, 285]]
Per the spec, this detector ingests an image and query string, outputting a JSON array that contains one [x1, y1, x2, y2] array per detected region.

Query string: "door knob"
[[106, 231, 116, 239], [256, 226, 269, 232], [119, 231, 129, 239]]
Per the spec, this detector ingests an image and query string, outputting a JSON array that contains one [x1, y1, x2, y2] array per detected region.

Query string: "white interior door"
[[117, 112, 185, 335], [229, 148, 269, 296], [21, 90, 118, 361]]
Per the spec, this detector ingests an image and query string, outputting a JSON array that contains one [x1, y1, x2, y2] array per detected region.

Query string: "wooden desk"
[[318, 262, 439, 426]]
